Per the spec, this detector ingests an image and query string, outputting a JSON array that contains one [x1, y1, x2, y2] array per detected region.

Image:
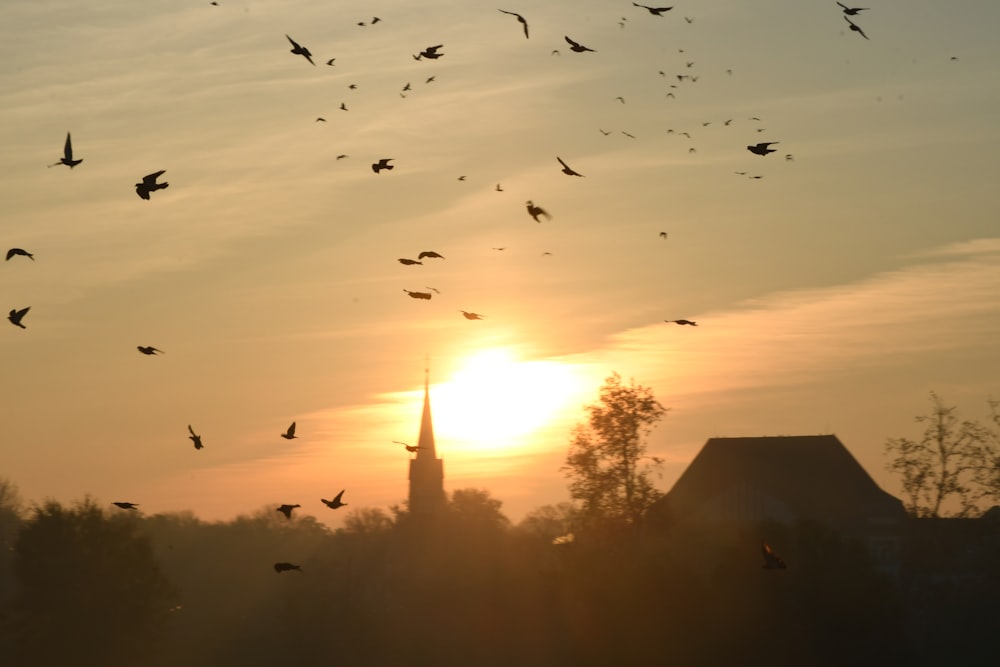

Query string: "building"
[[646, 434, 907, 575], [407, 372, 446, 517]]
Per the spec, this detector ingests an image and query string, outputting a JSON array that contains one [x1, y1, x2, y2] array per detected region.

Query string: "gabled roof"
[[651, 435, 905, 527]]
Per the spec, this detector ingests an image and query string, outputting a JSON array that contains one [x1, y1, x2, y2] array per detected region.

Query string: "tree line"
[[0, 375, 997, 666]]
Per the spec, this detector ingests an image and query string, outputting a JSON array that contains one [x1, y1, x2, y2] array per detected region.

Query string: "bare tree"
[[563, 372, 667, 529], [884, 392, 998, 517]]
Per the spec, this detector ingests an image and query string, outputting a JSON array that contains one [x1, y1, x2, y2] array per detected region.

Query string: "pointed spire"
[[416, 361, 436, 457]]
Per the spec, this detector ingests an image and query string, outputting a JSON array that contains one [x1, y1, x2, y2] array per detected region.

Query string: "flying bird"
[[844, 16, 869, 39], [398, 258, 422, 266], [8, 307, 29, 329], [372, 158, 394, 174], [5, 248, 34, 261], [187, 425, 203, 450], [137, 346, 163, 355], [321, 490, 348, 509], [557, 157, 584, 177], [495, 183, 504, 191], [285, 34, 315, 65], [281, 422, 297, 440], [336, 154, 349, 160], [112, 502, 139, 510], [659, 232, 668, 239], [276, 504, 300, 519], [315, 117, 326, 122], [416, 45, 444, 59], [425, 76, 436, 83], [325, 58, 336, 66], [404, 289, 433, 300], [564, 36, 595, 52], [135, 170, 169, 200], [665, 319, 697, 326], [49, 132, 83, 168], [340, 102, 348, 111], [762, 541, 788, 569], [498, 10, 529, 39], [418, 251, 445, 259], [394, 440, 423, 453], [632, 3, 673, 15], [525, 200, 551, 222], [274, 562, 303, 573], [747, 142, 779, 156], [459, 310, 485, 320], [836, 2, 868, 15]]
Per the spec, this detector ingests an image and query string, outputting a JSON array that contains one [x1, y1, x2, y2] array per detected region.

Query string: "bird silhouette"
[[418, 251, 445, 259], [425, 76, 436, 83], [281, 422, 297, 439], [135, 170, 169, 200], [762, 541, 788, 569], [404, 289, 433, 300], [416, 45, 444, 59], [325, 58, 336, 66], [112, 502, 139, 510], [5, 248, 34, 261], [276, 504, 300, 519], [372, 158, 394, 174], [632, 3, 673, 16], [285, 34, 315, 65], [836, 2, 868, 15], [844, 16, 869, 39], [398, 258, 423, 266], [495, 183, 504, 191], [49, 132, 83, 168], [526, 200, 551, 222], [459, 310, 485, 320], [321, 490, 347, 509], [315, 117, 326, 122], [274, 562, 303, 573], [498, 9, 529, 39], [557, 156, 584, 177], [8, 307, 30, 329], [659, 232, 668, 239], [393, 440, 424, 453], [599, 129, 612, 135], [339, 102, 348, 111], [666, 319, 697, 326], [137, 346, 163, 355], [188, 425, 203, 450], [747, 142, 779, 156], [564, 36, 595, 52]]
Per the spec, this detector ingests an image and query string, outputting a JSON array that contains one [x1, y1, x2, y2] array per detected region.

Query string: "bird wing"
[[188, 424, 197, 437], [143, 170, 166, 185], [286, 34, 300, 48], [333, 489, 346, 503], [14, 307, 29, 319], [5, 249, 16, 260], [64, 132, 74, 160], [564, 36, 581, 48], [557, 156, 570, 169], [288, 422, 296, 437]]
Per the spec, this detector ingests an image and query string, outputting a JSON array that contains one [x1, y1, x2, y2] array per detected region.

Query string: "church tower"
[[408, 369, 446, 517]]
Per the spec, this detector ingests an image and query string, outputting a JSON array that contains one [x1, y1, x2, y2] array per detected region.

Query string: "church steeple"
[[408, 364, 446, 516]]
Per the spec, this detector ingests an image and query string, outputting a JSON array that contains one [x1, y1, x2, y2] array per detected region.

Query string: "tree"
[[563, 372, 667, 529], [884, 391, 999, 517], [9, 498, 176, 667]]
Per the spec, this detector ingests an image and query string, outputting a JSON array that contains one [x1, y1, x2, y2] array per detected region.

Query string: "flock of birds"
[[5, 2, 901, 572]]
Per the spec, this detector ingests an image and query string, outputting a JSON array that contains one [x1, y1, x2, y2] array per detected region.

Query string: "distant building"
[[647, 434, 907, 575], [407, 372, 446, 518]]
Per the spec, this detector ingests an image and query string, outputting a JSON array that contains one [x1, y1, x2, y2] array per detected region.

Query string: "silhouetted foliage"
[[8, 498, 175, 667], [563, 372, 666, 532], [885, 391, 1000, 517]]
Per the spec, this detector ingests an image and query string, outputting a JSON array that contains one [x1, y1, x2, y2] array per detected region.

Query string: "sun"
[[432, 348, 591, 454]]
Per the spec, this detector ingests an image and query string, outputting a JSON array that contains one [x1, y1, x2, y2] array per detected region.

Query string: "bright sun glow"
[[432, 348, 590, 454]]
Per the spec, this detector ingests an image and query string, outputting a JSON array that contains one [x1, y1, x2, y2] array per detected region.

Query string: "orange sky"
[[2, 0, 999, 526]]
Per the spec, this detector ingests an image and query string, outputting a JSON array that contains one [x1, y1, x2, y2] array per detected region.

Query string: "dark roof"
[[650, 435, 905, 527]]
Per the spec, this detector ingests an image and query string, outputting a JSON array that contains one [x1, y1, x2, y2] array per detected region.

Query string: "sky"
[[2, 0, 999, 526]]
